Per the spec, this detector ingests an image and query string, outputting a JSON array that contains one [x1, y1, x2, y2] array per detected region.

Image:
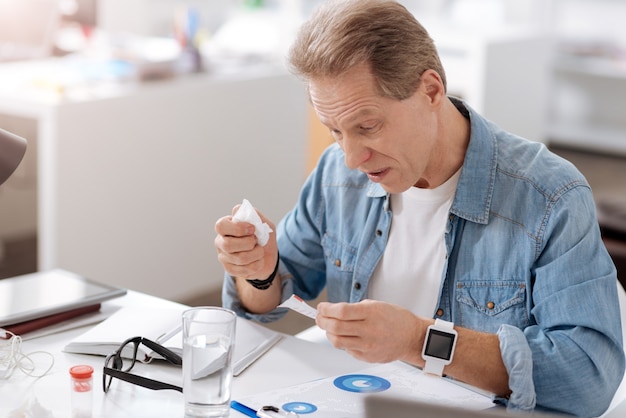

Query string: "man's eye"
[[360, 123, 379, 132], [330, 129, 342, 140]]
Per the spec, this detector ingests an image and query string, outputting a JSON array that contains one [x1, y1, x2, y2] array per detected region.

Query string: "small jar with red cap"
[[69, 365, 93, 418]]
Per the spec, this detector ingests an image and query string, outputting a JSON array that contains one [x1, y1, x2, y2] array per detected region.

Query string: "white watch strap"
[[434, 318, 454, 330], [423, 357, 445, 376], [423, 319, 455, 377]]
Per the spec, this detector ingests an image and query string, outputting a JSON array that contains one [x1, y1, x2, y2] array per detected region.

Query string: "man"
[[214, 0, 624, 415]]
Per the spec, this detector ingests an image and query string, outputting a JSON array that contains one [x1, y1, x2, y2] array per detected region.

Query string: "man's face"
[[309, 64, 440, 193]]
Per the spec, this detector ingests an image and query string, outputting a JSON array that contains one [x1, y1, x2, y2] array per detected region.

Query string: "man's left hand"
[[316, 299, 427, 364]]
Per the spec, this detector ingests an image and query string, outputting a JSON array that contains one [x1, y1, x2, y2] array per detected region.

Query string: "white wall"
[[550, 0, 626, 46], [98, 0, 234, 37]]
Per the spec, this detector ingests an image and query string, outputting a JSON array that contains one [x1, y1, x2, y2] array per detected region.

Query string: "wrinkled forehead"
[[308, 67, 385, 124]]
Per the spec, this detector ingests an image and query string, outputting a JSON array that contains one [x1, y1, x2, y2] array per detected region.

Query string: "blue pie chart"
[[282, 402, 317, 414], [333, 374, 391, 393]]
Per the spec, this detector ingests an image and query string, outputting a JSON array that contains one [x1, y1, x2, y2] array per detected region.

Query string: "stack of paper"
[[63, 306, 283, 376]]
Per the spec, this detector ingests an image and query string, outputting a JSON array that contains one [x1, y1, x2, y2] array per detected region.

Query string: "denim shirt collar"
[[366, 98, 497, 223], [450, 98, 497, 225]]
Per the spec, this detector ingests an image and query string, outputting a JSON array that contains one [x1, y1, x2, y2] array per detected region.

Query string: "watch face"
[[424, 329, 456, 360]]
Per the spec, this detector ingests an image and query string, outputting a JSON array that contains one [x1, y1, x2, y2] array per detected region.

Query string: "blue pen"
[[186, 7, 199, 45], [231, 400, 257, 417]]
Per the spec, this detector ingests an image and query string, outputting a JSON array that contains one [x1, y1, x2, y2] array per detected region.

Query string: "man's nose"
[[342, 135, 371, 170]]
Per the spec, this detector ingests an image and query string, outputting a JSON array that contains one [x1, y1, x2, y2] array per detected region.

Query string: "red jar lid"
[[69, 365, 94, 379]]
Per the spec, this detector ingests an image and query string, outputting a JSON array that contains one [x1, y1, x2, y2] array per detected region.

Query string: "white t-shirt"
[[367, 169, 461, 317]]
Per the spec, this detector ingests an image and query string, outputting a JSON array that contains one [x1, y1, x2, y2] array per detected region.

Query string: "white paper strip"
[[278, 294, 318, 319]]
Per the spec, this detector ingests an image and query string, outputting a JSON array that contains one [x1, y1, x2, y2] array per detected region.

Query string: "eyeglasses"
[[103, 336, 183, 393]]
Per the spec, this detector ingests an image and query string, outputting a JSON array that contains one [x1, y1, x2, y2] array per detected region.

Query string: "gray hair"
[[288, 0, 447, 100]]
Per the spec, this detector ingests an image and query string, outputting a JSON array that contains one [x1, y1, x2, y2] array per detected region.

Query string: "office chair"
[[0, 127, 27, 186]]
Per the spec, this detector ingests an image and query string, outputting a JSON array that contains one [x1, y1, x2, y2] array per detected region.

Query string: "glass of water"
[[182, 307, 237, 418]]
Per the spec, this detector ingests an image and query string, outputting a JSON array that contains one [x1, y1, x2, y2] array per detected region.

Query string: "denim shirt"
[[223, 100, 624, 416]]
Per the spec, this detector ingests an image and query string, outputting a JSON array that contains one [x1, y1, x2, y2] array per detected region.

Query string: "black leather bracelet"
[[246, 254, 279, 290]]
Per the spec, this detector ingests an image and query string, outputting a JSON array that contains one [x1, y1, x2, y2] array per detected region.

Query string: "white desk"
[[3, 287, 626, 418], [0, 291, 369, 417]]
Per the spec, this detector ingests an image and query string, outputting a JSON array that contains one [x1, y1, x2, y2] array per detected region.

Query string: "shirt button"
[[487, 301, 495, 309], [354, 282, 361, 290], [436, 309, 444, 317], [376, 229, 383, 236], [334, 259, 341, 267]]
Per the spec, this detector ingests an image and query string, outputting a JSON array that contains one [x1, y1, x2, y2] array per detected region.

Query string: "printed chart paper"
[[232, 361, 493, 417]]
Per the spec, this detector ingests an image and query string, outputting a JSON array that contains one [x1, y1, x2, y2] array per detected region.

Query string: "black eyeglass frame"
[[103, 336, 183, 393]]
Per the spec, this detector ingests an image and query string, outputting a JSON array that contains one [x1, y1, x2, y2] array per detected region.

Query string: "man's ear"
[[420, 69, 446, 105]]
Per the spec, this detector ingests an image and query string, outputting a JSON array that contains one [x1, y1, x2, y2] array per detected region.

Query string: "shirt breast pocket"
[[456, 280, 529, 333], [321, 234, 357, 285]]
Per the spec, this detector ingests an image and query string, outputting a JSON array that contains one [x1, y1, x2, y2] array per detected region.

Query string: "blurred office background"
[[1, 0, 625, 333]]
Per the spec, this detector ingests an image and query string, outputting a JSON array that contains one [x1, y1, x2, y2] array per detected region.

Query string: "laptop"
[[365, 395, 559, 418], [0, 269, 126, 327]]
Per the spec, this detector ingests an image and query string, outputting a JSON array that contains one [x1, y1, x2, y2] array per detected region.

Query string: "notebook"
[[0, 269, 127, 328], [63, 306, 283, 376]]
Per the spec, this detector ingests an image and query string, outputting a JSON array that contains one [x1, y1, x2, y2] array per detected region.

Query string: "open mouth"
[[365, 168, 389, 182]]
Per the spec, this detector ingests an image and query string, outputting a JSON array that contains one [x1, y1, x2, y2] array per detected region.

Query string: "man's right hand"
[[214, 204, 278, 282], [215, 203, 282, 314]]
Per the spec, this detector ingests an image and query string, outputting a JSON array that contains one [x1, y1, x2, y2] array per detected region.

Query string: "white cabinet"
[[427, 23, 551, 143], [548, 54, 626, 155], [544, 0, 626, 155], [0, 61, 308, 302]]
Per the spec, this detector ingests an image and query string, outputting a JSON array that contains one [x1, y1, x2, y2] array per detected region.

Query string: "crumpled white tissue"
[[7, 395, 55, 418], [232, 199, 273, 246]]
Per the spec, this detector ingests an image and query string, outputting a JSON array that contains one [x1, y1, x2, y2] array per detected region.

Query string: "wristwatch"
[[421, 319, 458, 377], [246, 254, 280, 290]]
